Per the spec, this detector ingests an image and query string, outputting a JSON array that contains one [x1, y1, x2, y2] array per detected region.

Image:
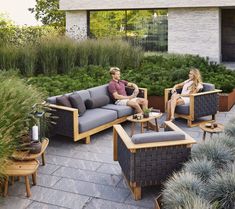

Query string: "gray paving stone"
[[37, 173, 61, 188], [116, 177, 129, 189], [1, 196, 32, 209], [96, 164, 122, 175], [46, 154, 102, 171], [29, 186, 90, 209], [53, 178, 130, 202], [84, 198, 149, 209], [53, 166, 122, 186], [27, 202, 67, 209], [38, 164, 61, 175]]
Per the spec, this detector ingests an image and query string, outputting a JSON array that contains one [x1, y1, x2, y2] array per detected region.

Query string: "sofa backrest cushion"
[[47, 92, 72, 104], [88, 84, 111, 103], [131, 131, 186, 144], [73, 90, 91, 102], [56, 95, 72, 107], [202, 83, 215, 92], [85, 95, 110, 109], [69, 93, 86, 116]]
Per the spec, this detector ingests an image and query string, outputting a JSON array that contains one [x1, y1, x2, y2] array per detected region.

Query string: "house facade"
[[60, 0, 235, 63]]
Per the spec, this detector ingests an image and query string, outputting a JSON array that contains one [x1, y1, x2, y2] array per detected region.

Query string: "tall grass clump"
[[177, 196, 213, 209], [183, 159, 217, 182], [0, 70, 45, 176], [191, 139, 235, 169], [224, 117, 235, 138], [204, 165, 235, 209], [162, 172, 203, 209]]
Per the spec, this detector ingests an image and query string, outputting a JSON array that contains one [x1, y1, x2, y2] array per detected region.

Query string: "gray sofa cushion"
[[73, 90, 91, 102], [85, 96, 110, 109], [175, 104, 190, 115], [69, 93, 86, 116], [131, 131, 186, 144], [88, 84, 110, 103], [47, 92, 72, 104], [101, 104, 134, 118], [56, 95, 72, 107], [202, 83, 215, 92], [79, 108, 117, 132]]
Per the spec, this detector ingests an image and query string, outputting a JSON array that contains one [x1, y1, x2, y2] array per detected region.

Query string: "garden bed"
[[219, 89, 235, 112]]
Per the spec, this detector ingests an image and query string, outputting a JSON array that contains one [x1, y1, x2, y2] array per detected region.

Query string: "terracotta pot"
[[148, 96, 165, 113], [29, 141, 42, 154], [219, 89, 235, 112]]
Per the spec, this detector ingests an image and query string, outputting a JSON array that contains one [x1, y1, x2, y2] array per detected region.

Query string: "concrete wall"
[[65, 11, 88, 40], [168, 8, 221, 62], [60, 0, 235, 11]]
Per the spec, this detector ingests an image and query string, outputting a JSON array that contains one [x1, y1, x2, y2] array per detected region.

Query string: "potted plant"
[[143, 107, 153, 118]]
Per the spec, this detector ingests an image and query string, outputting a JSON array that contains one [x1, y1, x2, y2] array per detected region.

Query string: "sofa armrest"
[[49, 104, 79, 140]]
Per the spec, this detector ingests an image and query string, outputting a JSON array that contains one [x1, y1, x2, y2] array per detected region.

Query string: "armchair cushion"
[[56, 95, 72, 107], [131, 131, 186, 144], [202, 83, 215, 92], [69, 93, 86, 116], [85, 95, 110, 109]]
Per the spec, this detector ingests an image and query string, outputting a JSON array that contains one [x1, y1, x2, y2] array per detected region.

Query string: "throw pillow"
[[56, 95, 72, 107], [69, 93, 86, 116], [85, 95, 110, 109]]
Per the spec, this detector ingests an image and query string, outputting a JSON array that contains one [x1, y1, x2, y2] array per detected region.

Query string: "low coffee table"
[[200, 123, 224, 141], [127, 113, 162, 136]]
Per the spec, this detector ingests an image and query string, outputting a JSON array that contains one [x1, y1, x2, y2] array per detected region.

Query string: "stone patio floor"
[[1, 106, 235, 209]]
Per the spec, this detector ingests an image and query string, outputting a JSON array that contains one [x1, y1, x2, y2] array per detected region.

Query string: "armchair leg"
[[133, 186, 141, 200], [187, 120, 193, 127]]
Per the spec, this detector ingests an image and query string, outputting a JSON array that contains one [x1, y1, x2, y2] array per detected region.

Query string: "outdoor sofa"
[[47, 84, 147, 143]]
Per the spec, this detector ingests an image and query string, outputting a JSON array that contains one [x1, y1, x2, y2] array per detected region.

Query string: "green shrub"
[[177, 196, 213, 209], [0, 70, 45, 176]]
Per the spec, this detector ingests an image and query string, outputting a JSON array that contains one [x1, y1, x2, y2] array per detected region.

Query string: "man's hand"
[[171, 87, 176, 94]]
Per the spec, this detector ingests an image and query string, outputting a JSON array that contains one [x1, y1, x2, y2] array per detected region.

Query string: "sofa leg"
[[85, 136, 90, 144]]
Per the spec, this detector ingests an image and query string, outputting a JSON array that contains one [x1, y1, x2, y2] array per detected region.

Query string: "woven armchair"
[[164, 83, 222, 127], [113, 121, 196, 200]]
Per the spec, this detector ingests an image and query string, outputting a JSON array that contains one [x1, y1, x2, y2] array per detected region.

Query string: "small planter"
[[29, 141, 42, 154], [143, 113, 150, 118], [148, 96, 165, 113], [219, 89, 235, 112]]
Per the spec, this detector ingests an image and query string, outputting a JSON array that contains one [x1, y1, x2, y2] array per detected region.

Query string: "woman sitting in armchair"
[[166, 68, 203, 121]]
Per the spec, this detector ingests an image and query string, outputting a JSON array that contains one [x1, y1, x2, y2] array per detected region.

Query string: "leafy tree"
[[28, 0, 65, 28]]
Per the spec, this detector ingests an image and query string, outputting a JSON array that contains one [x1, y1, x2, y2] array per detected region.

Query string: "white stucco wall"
[[65, 11, 88, 40], [60, 0, 235, 11], [168, 8, 221, 63]]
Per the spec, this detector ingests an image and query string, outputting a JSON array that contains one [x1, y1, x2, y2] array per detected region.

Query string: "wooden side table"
[[3, 160, 39, 197], [127, 113, 162, 136], [12, 138, 49, 165], [200, 123, 224, 141]]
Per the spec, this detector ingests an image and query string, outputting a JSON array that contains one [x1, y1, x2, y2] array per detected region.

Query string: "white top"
[[181, 79, 203, 95]]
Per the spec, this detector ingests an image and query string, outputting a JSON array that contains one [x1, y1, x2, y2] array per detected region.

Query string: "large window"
[[89, 10, 168, 52]]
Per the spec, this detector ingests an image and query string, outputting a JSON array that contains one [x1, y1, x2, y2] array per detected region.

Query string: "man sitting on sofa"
[[108, 67, 148, 114]]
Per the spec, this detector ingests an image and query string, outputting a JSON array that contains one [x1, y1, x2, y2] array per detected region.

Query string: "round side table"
[[127, 113, 162, 136], [199, 123, 224, 141]]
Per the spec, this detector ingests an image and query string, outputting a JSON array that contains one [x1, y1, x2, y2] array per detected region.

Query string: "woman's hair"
[[189, 68, 202, 93]]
